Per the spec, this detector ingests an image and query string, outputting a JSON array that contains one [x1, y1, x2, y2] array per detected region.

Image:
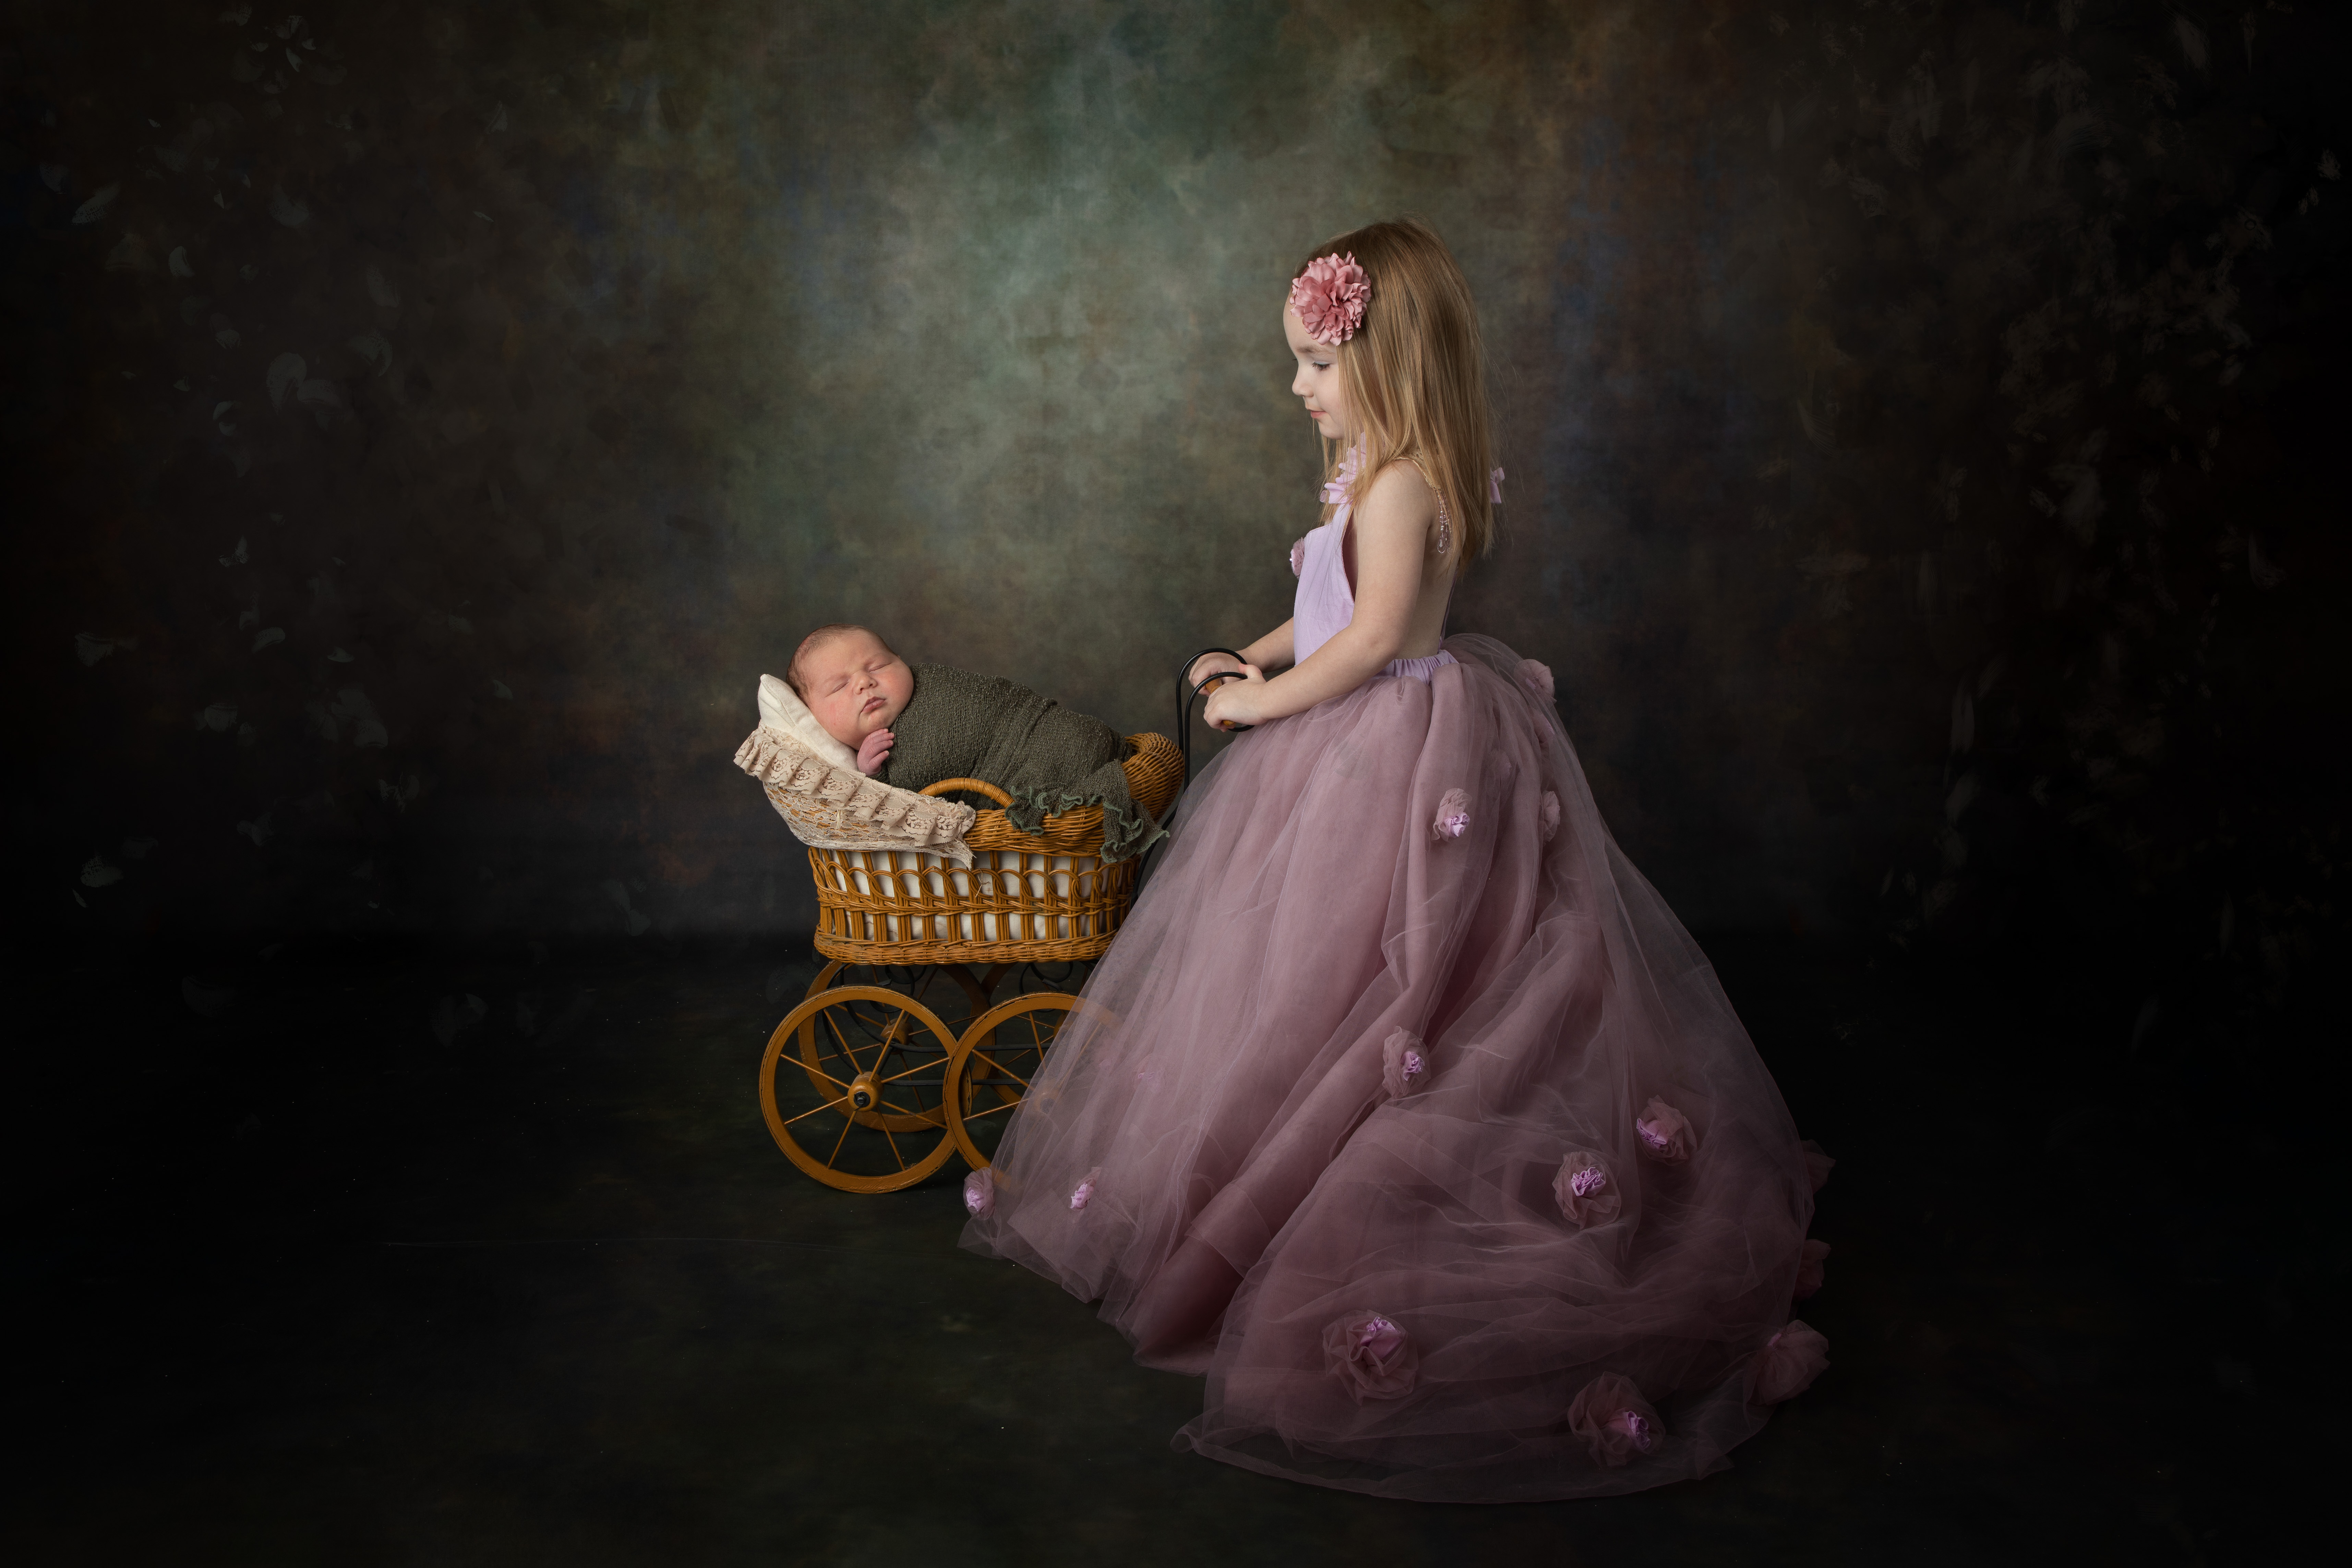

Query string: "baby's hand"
[[856, 728, 895, 774]]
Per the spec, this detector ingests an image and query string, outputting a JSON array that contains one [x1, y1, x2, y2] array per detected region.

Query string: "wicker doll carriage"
[[738, 677, 1184, 1194]]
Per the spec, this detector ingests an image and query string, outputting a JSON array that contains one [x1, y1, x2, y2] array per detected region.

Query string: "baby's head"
[[787, 624, 913, 749]]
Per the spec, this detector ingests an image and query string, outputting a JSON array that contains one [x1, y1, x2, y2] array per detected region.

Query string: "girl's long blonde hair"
[[1296, 218, 1498, 562]]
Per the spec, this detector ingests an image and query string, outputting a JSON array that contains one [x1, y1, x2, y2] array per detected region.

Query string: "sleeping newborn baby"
[[789, 624, 1159, 861]]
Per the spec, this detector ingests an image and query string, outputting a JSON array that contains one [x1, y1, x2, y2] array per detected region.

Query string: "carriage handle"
[[1174, 646, 1255, 783], [918, 777, 1013, 806]]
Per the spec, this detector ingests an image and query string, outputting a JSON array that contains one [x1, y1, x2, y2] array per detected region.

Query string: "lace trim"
[[733, 723, 976, 862], [1403, 455, 1451, 556]]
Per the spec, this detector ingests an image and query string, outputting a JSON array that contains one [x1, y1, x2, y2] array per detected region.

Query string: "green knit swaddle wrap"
[[876, 664, 1162, 863]]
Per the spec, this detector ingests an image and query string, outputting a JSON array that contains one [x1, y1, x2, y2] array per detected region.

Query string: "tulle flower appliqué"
[[1801, 1138, 1836, 1193], [1069, 1166, 1102, 1212], [1748, 1320, 1830, 1406], [1634, 1097, 1696, 1163], [1568, 1373, 1663, 1467], [1552, 1150, 1622, 1227], [1795, 1238, 1829, 1300], [1381, 1029, 1430, 1098], [1322, 1310, 1418, 1402], [1519, 659, 1553, 699], [1431, 789, 1471, 842], [1320, 443, 1363, 507], [962, 1167, 994, 1217], [1540, 791, 1562, 844], [1290, 252, 1371, 346], [1289, 537, 1306, 577]]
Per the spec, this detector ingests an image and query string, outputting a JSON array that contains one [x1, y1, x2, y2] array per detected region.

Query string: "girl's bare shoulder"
[[1352, 456, 1441, 545], [1357, 456, 1438, 518]]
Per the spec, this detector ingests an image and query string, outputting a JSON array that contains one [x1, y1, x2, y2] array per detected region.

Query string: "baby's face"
[[801, 630, 912, 748]]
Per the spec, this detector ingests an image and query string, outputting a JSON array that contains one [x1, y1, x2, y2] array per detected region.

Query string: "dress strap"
[[1403, 455, 1452, 557]]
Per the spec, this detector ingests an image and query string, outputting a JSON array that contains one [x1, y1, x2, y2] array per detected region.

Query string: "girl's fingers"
[[1190, 654, 1245, 686]]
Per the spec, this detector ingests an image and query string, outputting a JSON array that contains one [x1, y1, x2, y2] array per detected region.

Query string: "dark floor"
[[1, 933, 2329, 1565]]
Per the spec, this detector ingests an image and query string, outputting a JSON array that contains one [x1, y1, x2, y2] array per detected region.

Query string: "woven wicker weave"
[[807, 732, 1185, 964]]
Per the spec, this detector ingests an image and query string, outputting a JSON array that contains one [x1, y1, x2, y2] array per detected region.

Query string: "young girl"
[[962, 219, 1830, 1502]]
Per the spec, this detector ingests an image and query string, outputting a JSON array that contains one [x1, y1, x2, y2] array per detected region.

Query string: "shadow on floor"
[[0, 934, 2325, 1564]]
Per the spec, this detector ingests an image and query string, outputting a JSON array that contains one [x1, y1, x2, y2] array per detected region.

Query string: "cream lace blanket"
[[733, 711, 976, 866]]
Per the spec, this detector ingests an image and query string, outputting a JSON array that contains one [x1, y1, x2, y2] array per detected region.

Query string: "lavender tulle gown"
[[961, 477, 1827, 1502]]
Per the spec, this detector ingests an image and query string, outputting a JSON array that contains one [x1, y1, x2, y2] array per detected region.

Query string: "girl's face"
[[1286, 304, 1358, 443]]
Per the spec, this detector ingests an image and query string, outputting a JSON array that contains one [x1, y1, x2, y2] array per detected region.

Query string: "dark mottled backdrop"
[[7, 2, 2345, 1017]]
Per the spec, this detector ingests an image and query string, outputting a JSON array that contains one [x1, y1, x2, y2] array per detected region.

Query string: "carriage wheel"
[[801, 962, 990, 1130], [944, 992, 1091, 1171], [758, 986, 962, 1193]]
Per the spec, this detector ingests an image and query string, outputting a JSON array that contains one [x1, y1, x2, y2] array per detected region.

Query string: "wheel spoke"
[[876, 1053, 950, 1088], [825, 1106, 857, 1168], [798, 1059, 855, 1093], [778, 1089, 855, 1129], [824, 1009, 877, 1076], [966, 1047, 1034, 1090]]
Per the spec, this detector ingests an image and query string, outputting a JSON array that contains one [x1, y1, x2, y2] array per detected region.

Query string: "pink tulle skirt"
[[960, 635, 1824, 1501]]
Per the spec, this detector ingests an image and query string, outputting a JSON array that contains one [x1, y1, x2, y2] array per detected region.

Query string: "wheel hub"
[[847, 1072, 879, 1111]]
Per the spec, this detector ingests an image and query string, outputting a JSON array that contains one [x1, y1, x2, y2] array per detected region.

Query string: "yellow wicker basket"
[[801, 732, 1184, 966]]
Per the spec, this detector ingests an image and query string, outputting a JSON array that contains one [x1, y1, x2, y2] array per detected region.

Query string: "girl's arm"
[[1204, 465, 1436, 728]]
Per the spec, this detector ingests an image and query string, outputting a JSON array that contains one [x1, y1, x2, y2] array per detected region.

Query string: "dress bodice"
[[1290, 449, 1488, 679]]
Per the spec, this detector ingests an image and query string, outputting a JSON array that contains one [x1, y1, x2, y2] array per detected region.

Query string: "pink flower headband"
[[1289, 252, 1371, 345]]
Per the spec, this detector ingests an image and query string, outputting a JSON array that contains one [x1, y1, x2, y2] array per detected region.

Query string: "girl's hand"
[[1200, 665, 1265, 731], [856, 728, 895, 774], [1186, 650, 1244, 688]]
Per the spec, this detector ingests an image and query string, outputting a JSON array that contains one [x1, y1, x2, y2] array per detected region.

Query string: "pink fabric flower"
[[1319, 443, 1362, 506], [962, 1167, 994, 1217], [1289, 537, 1306, 577], [1381, 1029, 1430, 1098], [1748, 1320, 1831, 1406], [1540, 791, 1562, 843], [1519, 659, 1553, 699], [1069, 1166, 1102, 1212], [1322, 1309, 1417, 1402], [1794, 1238, 1829, 1300], [1801, 1138, 1835, 1193], [1289, 252, 1371, 345], [1634, 1097, 1695, 1163], [1552, 1150, 1622, 1227], [1567, 1373, 1662, 1467], [1431, 788, 1471, 842]]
